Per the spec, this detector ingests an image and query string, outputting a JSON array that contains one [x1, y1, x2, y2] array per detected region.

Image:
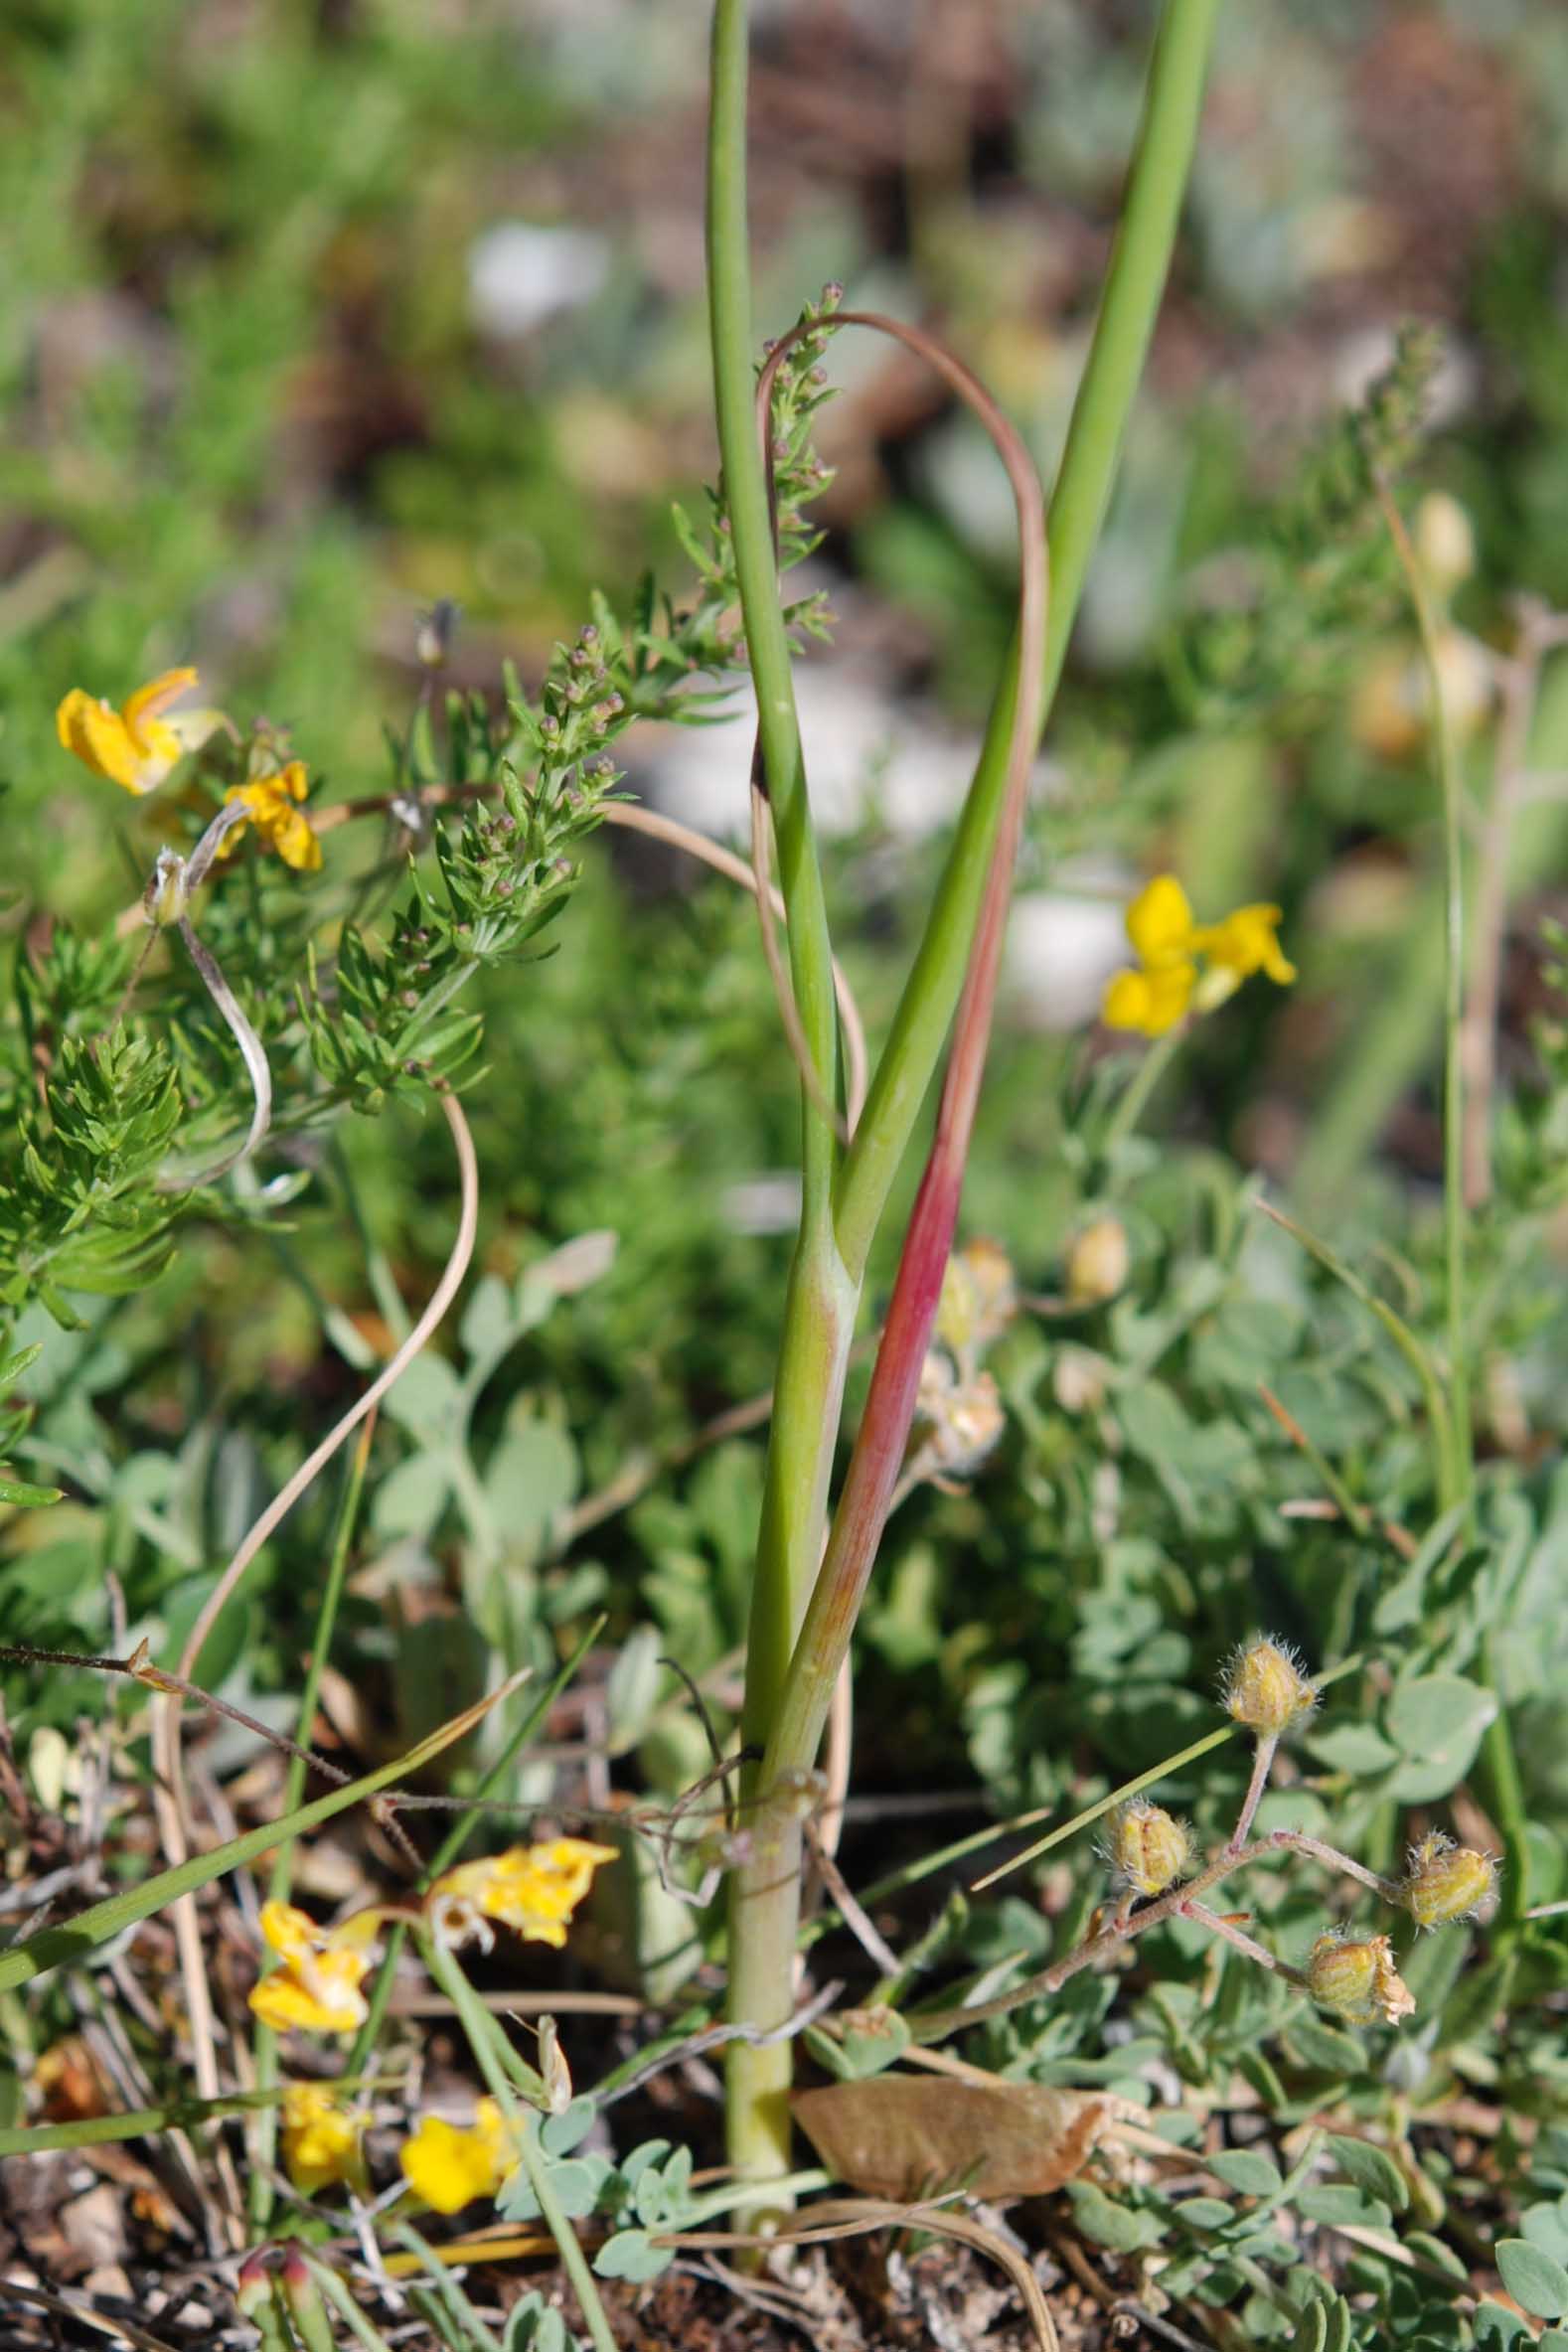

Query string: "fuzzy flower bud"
[[1400, 1833, 1497, 1931], [1065, 1215, 1130, 1308], [1102, 1799, 1190, 1898], [1222, 1637, 1317, 1739], [1307, 1931, 1416, 2026]]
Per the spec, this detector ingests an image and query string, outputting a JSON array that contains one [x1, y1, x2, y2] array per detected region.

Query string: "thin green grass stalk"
[[1379, 485, 1527, 1937], [0, 1676, 524, 1995], [251, 1418, 376, 2228], [433, 1943, 617, 2352], [305, 2261, 401, 2352], [343, 1619, 602, 2080], [392, 2226, 505, 2352], [1377, 485, 1473, 1507]]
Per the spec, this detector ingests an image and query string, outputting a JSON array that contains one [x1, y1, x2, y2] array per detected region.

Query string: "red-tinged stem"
[[763, 740, 1035, 1784]]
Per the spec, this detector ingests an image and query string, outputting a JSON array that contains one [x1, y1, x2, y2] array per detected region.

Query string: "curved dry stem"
[[150, 1088, 478, 2136], [604, 796, 868, 1131]]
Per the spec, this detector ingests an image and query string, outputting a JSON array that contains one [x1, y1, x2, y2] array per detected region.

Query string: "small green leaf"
[[1066, 2182, 1165, 2254], [1286, 2308, 1327, 2352], [541, 2098, 598, 2158], [1176, 2197, 1234, 2232], [1472, 2306, 1531, 2350], [593, 2228, 673, 2283], [0, 1475, 63, 1508], [1297, 2183, 1392, 2231], [1327, 2134, 1410, 2215], [1208, 2149, 1283, 2199], [1497, 2239, 1568, 2320], [1384, 1674, 1496, 1803]]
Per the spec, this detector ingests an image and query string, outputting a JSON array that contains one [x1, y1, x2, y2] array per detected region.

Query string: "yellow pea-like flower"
[[424, 1838, 617, 1954], [399, 2099, 518, 2214], [56, 669, 222, 796], [280, 2083, 367, 2197], [1101, 873, 1295, 1037], [219, 762, 323, 872]]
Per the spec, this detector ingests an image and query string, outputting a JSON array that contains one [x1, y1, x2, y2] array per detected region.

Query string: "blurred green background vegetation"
[[7, 0, 1568, 1858]]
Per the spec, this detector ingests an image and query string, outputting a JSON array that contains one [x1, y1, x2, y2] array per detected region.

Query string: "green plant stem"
[[437, 1949, 617, 2352], [715, 0, 1221, 2198], [833, 0, 1222, 1279], [1378, 485, 1473, 1509], [1101, 1022, 1188, 1168], [514, 2121, 620, 2352], [709, 0, 858, 2198], [1381, 488, 1529, 1936], [251, 1421, 374, 2229], [706, 0, 838, 1219], [305, 2263, 400, 2352]]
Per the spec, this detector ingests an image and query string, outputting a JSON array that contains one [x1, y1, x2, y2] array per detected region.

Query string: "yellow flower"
[[57, 668, 223, 796], [399, 2098, 517, 2214], [1101, 960, 1196, 1036], [1192, 905, 1296, 987], [1125, 873, 1196, 966], [248, 1900, 378, 2037], [219, 762, 322, 872], [1101, 873, 1295, 1037], [424, 1838, 617, 1954], [280, 2083, 367, 2197]]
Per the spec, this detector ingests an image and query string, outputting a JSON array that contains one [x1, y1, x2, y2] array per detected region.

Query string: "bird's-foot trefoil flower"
[[423, 1838, 617, 1956], [280, 2082, 368, 2196], [399, 2098, 520, 2214], [248, 1900, 383, 2036], [1101, 874, 1296, 1036], [219, 761, 323, 872], [56, 669, 223, 796]]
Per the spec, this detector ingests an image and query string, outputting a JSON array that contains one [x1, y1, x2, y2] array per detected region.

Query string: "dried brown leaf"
[[792, 2072, 1110, 2200]]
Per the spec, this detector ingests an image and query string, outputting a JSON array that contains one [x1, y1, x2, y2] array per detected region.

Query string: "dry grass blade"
[[148, 1086, 479, 2165], [2, 2277, 183, 2352], [669, 2194, 1060, 2352]]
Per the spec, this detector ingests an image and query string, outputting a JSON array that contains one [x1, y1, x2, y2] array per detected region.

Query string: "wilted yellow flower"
[[400, 2098, 517, 2214], [1101, 874, 1295, 1038], [1222, 1637, 1317, 1739], [424, 1838, 616, 1955], [1307, 1931, 1415, 2026], [219, 762, 322, 872], [1400, 1833, 1497, 1931], [280, 2083, 367, 2196], [56, 668, 222, 796], [248, 1901, 379, 2037], [1102, 1799, 1190, 1898]]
